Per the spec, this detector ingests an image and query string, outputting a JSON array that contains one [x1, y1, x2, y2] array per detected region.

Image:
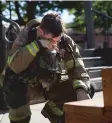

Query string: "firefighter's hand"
[[76, 88, 91, 101], [38, 39, 58, 51]]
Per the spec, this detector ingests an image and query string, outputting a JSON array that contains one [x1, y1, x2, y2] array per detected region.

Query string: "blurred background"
[[0, 1, 112, 111], [0, 1, 112, 96], [1, 1, 112, 49]]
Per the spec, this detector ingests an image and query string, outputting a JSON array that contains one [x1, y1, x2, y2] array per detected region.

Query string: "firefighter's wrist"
[[75, 87, 88, 93], [75, 87, 91, 100], [26, 40, 40, 57]]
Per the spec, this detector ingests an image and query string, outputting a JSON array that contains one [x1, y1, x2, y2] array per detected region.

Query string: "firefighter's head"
[[39, 13, 65, 43]]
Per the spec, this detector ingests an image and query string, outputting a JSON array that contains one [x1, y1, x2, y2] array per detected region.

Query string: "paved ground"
[[0, 92, 103, 123]]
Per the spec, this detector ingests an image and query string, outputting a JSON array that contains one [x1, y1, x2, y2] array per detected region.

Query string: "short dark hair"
[[40, 13, 64, 37]]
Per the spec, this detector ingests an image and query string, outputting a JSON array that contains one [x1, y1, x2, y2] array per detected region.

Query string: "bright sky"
[[61, 9, 75, 23], [43, 9, 75, 23], [2, 8, 75, 25]]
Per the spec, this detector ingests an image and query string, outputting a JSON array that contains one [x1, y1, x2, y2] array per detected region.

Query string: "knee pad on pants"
[[10, 115, 31, 123], [9, 104, 31, 122], [3, 81, 28, 109]]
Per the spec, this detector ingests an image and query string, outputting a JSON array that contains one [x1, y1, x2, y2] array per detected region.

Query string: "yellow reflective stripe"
[[47, 101, 63, 116], [26, 41, 39, 56], [73, 80, 87, 89], [26, 45, 35, 56], [7, 49, 19, 64], [73, 80, 81, 88], [9, 113, 31, 121], [8, 56, 13, 64], [32, 42, 38, 51], [9, 104, 31, 121]]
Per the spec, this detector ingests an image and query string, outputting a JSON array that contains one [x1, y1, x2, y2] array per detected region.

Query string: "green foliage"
[[92, 1, 112, 30], [71, 1, 112, 32], [1, 1, 112, 31], [1, 1, 82, 25]]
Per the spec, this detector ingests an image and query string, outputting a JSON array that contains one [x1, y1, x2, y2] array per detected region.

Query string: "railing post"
[[0, 1, 6, 73], [84, 1, 95, 49]]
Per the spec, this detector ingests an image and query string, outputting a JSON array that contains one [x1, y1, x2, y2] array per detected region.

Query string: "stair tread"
[[81, 57, 102, 60], [90, 77, 102, 81], [86, 66, 112, 71]]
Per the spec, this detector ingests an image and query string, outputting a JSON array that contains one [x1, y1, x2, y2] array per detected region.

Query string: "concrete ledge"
[[90, 77, 102, 92]]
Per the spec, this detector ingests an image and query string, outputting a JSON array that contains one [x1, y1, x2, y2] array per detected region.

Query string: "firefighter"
[[3, 13, 93, 123]]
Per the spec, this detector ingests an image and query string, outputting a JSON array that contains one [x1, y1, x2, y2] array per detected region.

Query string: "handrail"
[[0, 14, 17, 24], [0, 14, 20, 43], [91, 8, 112, 20]]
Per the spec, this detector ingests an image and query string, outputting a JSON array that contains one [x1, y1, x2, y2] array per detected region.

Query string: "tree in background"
[[1, 1, 112, 31], [68, 1, 112, 32], [1, 1, 78, 25]]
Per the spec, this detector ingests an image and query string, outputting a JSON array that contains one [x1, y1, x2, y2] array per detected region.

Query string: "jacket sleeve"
[[8, 40, 39, 74], [64, 34, 90, 88], [7, 25, 40, 74]]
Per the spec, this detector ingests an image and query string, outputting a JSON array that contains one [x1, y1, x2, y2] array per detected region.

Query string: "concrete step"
[[82, 57, 105, 68], [80, 49, 98, 57], [86, 66, 112, 78], [88, 70, 101, 78], [86, 66, 112, 71], [90, 77, 102, 92], [80, 49, 95, 57]]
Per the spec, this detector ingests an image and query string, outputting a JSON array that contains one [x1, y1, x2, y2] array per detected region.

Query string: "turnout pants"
[[3, 80, 31, 123], [3, 79, 90, 123]]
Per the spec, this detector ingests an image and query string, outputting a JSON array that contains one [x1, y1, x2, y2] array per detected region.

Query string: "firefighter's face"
[[39, 28, 61, 43]]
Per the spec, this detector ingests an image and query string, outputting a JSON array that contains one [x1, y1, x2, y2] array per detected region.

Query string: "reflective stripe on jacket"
[[8, 41, 39, 74]]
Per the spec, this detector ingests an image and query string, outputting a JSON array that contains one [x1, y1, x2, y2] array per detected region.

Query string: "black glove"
[[75, 87, 91, 101], [89, 83, 95, 98]]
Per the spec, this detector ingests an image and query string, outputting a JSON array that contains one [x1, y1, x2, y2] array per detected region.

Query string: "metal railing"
[[91, 8, 112, 20], [0, 14, 20, 43]]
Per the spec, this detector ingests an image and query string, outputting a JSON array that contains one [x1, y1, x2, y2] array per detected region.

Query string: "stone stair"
[[87, 69, 101, 78], [80, 48, 112, 92], [82, 57, 104, 68]]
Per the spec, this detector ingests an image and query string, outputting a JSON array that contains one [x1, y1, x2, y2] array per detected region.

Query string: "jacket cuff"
[[26, 41, 39, 56]]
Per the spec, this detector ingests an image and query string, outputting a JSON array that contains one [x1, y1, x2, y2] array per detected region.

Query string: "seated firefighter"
[[3, 13, 94, 123]]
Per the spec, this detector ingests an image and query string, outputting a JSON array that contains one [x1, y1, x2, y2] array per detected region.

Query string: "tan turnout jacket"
[[7, 19, 90, 90]]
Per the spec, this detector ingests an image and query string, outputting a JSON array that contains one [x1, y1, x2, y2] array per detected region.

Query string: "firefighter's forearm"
[[7, 41, 39, 74]]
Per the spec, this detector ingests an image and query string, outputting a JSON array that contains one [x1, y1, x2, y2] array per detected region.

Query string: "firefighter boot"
[[41, 101, 65, 123]]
